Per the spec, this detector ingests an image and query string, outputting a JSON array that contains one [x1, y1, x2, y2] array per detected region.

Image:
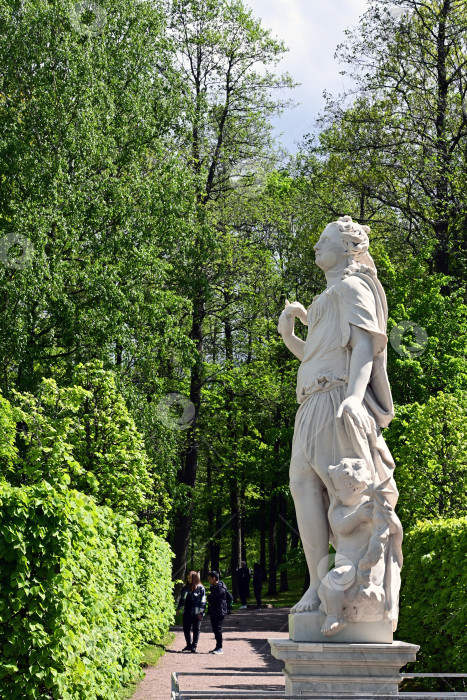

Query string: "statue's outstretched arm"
[[277, 300, 307, 361]]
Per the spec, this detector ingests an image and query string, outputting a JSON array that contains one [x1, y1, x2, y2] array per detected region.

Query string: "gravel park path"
[[131, 608, 290, 699]]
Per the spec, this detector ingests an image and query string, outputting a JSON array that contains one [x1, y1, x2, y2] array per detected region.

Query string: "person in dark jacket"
[[253, 562, 263, 609], [207, 571, 227, 654], [176, 571, 206, 653], [235, 561, 250, 608]]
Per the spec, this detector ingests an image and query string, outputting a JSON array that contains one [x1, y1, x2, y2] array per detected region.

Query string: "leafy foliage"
[[386, 392, 467, 529], [398, 517, 467, 675], [1, 363, 170, 532], [383, 263, 467, 405], [0, 0, 192, 394], [0, 391, 17, 470], [0, 481, 174, 699]]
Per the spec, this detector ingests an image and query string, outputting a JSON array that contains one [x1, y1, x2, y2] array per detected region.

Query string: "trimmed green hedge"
[[0, 481, 174, 699], [398, 517, 467, 673]]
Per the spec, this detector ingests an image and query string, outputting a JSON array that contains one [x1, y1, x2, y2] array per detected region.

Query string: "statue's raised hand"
[[285, 299, 308, 323], [277, 300, 307, 336]]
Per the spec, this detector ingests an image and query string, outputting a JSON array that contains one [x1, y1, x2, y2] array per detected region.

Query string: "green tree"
[[310, 0, 467, 278], [0, 0, 191, 395], [166, 0, 294, 579]]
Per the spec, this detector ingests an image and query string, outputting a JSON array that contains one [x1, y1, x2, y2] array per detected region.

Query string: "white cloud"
[[245, 0, 370, 150]]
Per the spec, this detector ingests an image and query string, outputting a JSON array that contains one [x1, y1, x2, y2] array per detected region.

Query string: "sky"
[[244, 0, 370, 151]]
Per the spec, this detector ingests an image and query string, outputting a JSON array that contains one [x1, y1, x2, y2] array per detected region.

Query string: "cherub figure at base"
[[318, 458, 400, 637]]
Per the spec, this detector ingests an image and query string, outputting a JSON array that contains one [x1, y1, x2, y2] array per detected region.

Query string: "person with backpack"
[[176, 571, 206, 653], [207, 570, 230, 654]]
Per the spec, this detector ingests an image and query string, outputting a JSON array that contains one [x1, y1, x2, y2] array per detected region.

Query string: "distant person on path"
[[235, 561, 250, 608], [253, 563, 263, 609], [176, 571, 206, 653], [207, 571, 228, 655]]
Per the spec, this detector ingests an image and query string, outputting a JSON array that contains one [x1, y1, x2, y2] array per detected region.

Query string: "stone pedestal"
[[289, 611, 393, 643], [268, 638, 419, 696]]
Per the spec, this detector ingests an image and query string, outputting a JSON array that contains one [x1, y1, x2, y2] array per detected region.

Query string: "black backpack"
[[224, 587, 233, 613], [216, 579, 233, 614]]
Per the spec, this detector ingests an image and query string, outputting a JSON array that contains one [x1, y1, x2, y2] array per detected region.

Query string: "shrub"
[[0, 481, 174, 699], [386, 392, 467, 529], [398, 517, 467, 674], [3, 365, 171, 533]]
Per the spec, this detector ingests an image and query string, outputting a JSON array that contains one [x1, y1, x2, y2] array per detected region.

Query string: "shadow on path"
[[131, 607, 290, 699]]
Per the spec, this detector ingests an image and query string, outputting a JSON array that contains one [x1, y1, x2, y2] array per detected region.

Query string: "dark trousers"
[[254, 584, 262, 608], [238, 584, 249, 606], [210, 614, 224, 649], [183, 614, 202, 648]]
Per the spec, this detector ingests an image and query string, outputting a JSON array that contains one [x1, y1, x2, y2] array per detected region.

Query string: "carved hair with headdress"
[[333, 215, 376, 276]]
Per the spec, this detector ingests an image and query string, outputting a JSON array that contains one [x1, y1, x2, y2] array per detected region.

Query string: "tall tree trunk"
[[201, 552, 210, 579], [206, 455, 220, 574], [171, 45, 210, 581], [223, 290, 243, 596], [290, 510, 299, 551], [171, 300, 204, 581], [115, 343, 123, 367], [267, 488, 277, 595], [433, 0, 451, 279], [260, 492, 268, 581], [230, 477, 242, 601], [241, 491, 247, 563], [278, 493, 289, 592], [268, 401, 283, 595], [207, 454, 222, 572], [210, 507, 222, 572]]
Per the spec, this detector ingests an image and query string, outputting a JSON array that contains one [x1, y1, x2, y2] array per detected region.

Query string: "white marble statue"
[[278, 215, 403, 637]]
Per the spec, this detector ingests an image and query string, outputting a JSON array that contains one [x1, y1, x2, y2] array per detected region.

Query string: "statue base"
[[289, 611, 393, 643], [268, 638, 419, 697]]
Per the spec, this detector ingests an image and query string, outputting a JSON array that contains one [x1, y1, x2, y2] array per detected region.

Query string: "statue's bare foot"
[[290, 587, 320, 613], [321, 615, 347, 637]]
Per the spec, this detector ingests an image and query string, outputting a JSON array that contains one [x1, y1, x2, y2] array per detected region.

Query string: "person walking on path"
[[235, 561, 250, 608], [176, 571, 206, 653], [129, 607, 290, 700], [253, 563, 263, 609], [207, 571, 227, 654]]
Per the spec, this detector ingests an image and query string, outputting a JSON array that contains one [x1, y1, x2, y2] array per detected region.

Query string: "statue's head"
[[314, 215, 375, 274], [329, 458, 372, 505]]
